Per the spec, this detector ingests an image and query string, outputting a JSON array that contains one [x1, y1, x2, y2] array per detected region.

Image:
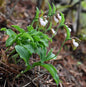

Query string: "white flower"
[[68, 27, 71, 32], [54, 16, 59, 23], [51, 28, 57, 35], [57, 14, 61, 20], [66, 25, 71, 32], [72, 39, 79, 48], [39, 18, 48, 27]]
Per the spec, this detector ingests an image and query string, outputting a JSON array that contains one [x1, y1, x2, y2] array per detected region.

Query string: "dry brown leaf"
[[1, 49, 8, 64], [2, 35, 9, 42]]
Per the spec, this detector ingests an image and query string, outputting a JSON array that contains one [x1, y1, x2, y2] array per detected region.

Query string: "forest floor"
[[0, 1, 86, 87]]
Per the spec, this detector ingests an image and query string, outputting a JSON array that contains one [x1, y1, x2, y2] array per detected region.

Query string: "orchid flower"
[[54, 16, 59, 23], [51, 28, 57, 35], [66, 25, 71, 32], [72, 39, 79, 48], [39, 18, 48, 27], [57, 14, 61, 20]]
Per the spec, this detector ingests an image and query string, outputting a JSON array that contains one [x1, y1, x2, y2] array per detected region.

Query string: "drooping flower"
[[39, 18, 48, 27], [53, 16, 59, 23], [51, 28, 57, 35], [68, 27, 71, 32], [72, 39, 79, 48], [66, 25, 71, 32], [57, 14, 61, 20]]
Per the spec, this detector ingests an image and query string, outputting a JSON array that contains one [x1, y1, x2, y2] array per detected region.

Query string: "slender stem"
[[11, 54, 19, 64], [35, 21, 39, 30], [15, 62, 41, 78], [55, 39, 66, 56], [31, 20, 35, 26], [15, 65, 31, 78], [51, 25, 61, 38], [32, 61, 41, 68], [7, 49, 16, 57], [45, 16, 52, 33], [45, 22, 52, 33]]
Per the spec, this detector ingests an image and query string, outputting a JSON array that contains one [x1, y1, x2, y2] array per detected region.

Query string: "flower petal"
[[51, 28, 57, 35], [54, 16, 59, 23], [73, 39, 79, 47], [39, 18, 48, 27], [57, 14, 61, 20]]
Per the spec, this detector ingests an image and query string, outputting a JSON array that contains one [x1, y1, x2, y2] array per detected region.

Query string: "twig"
[[0, 60, 19, 74], [0, 66, 11, 74], [0, 12, 6, 18], [4, 80, 6, 87], [22, 72, 46, 87]]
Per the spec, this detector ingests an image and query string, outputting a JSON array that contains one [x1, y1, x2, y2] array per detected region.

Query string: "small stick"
[[22, 73, 46, 87]]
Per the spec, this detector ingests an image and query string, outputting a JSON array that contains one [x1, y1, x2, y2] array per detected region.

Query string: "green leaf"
[[36, 47, 47, 62], [31, 30, 42, 36], [32, 62, 60, 85], [41, 64, 60, 86], [40, 39, 48, 47], [60, 12, 65, 25], [34, 7, 39, 21], [46, 22, 52, 32], [1, 28, 7, 31], [27, 25, 34, 32], [33, 36, 40, 41], [15, 45, 31, 66], [23, 44, 34, 53], [42, 34, 52, 42], [62, 24, 71, 40], [46, 49, 56, 61], [6, 29, 17, 37], [48, 3, 52, 16], [12, 25, 25, 33], [35, 43, 55, 63], [1, 28, 17, 47], [6, 35, 17, 47], [21, 32, 34, 41], [52, 3, 56, 15]]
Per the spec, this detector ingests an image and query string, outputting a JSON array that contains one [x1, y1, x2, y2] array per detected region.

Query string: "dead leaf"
[[1, 49, 8, 64], [2, 35, 9, 42]]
